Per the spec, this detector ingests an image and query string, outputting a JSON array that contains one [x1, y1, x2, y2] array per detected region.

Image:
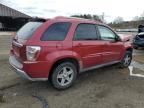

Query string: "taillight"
[[26, 46, 41, 61]]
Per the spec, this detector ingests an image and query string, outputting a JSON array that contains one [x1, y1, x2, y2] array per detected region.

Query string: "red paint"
[[10, 17, 133, 79]]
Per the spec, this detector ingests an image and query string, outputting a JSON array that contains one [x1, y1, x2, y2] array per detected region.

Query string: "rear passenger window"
[[74, 24, 98, 40], [41, 22, 71, 41]]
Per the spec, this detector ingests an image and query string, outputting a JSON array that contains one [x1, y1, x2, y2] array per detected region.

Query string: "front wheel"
[[51, 62, 77, 90], [118, 51, 132, 68], [133, 46, 138, 49]]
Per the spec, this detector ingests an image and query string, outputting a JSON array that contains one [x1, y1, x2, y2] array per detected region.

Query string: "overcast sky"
[[0, 0, 144, 22]]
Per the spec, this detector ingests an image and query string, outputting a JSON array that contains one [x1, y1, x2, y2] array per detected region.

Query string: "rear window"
[[41, 22, 71, 41], [17, 22, 43, 40]]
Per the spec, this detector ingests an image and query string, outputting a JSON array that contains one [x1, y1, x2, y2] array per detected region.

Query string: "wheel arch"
[[126, 47, 133, 53], [48, 57, 81, 80]]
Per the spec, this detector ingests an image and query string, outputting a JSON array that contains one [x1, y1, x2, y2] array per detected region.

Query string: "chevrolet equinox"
[[9, 17, 133, 89]]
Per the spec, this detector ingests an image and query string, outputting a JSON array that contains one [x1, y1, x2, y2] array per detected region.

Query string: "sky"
[[0, 0, 144, 22]]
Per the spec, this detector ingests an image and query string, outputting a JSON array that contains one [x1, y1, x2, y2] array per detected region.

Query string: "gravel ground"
[[0, 32, 144, 108], [133, 55, 144, 63]]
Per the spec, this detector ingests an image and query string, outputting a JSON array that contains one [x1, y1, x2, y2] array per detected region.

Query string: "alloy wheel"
[[57, 66, 74, 86]]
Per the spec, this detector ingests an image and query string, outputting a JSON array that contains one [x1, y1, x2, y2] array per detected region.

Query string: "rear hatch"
[[12, 21, 44, 61]]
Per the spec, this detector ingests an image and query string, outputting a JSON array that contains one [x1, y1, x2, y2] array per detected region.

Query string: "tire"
[[51, 62, 77, 90], [133, 46, 138, 49], [118, 51, 132, 68]]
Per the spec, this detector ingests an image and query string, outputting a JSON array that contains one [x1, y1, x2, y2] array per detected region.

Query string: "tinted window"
[[98, 26, 116, 41], [17, 22, 43, 40], [41, 22, 71, 41], [74, 24, 98, 40]]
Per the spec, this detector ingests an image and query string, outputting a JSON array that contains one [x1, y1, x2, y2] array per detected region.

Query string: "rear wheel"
[[119, 51, 132, 68], [51, 62, 77, 90]]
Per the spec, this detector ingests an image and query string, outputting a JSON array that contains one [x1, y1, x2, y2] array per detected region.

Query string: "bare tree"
[[71, 14, 102, 22], [139, 11, 144, 20], [113, 16, 124, 24], [133, 11, 144, 21], [133, 16, 140, 21]]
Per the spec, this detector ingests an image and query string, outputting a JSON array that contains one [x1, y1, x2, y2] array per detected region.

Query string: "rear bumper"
[[9, 55, 48, 81]]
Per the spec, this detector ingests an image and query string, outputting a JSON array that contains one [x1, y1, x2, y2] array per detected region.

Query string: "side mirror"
[[115, 36, 121, 42]]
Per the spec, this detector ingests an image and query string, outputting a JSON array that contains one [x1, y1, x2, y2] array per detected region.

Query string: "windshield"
[[16, 22, 43, 40]]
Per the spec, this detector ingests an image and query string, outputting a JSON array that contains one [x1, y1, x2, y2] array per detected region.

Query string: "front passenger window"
[[98, 26, 116, 41]]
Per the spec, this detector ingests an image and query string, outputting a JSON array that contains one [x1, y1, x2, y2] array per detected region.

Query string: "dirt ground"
[[0, 33, 144, 108], [133, 55, 144, 63]]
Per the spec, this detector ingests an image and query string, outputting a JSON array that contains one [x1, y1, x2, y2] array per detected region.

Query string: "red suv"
[[9, 17, 133, 89]]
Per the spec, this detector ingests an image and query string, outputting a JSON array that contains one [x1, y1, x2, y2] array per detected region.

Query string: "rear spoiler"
[[29, 17, 49, 22]]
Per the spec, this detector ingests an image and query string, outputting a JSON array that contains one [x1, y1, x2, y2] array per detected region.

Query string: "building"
[[0, 3, 31, 31]]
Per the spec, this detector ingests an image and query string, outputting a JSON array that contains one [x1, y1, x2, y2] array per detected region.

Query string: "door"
[[72, 23, 103, 68], [97, 25, 123, 63]]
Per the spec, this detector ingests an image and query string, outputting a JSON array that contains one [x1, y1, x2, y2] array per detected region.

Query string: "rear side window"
[[17, 22, 43, 40], [74, 24, 98, 40], [41, 22, 71, 41]]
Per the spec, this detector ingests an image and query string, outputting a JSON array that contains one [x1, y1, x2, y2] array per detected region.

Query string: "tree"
[[133, 16, 140, 21], [139, 11, 144, 20], [71, 14, 102, 22], [113, 16, 124, 24], [133, 11, 144, 21]]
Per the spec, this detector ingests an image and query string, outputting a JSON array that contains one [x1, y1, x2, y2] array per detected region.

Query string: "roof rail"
[[54, 16, 99, 22]]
